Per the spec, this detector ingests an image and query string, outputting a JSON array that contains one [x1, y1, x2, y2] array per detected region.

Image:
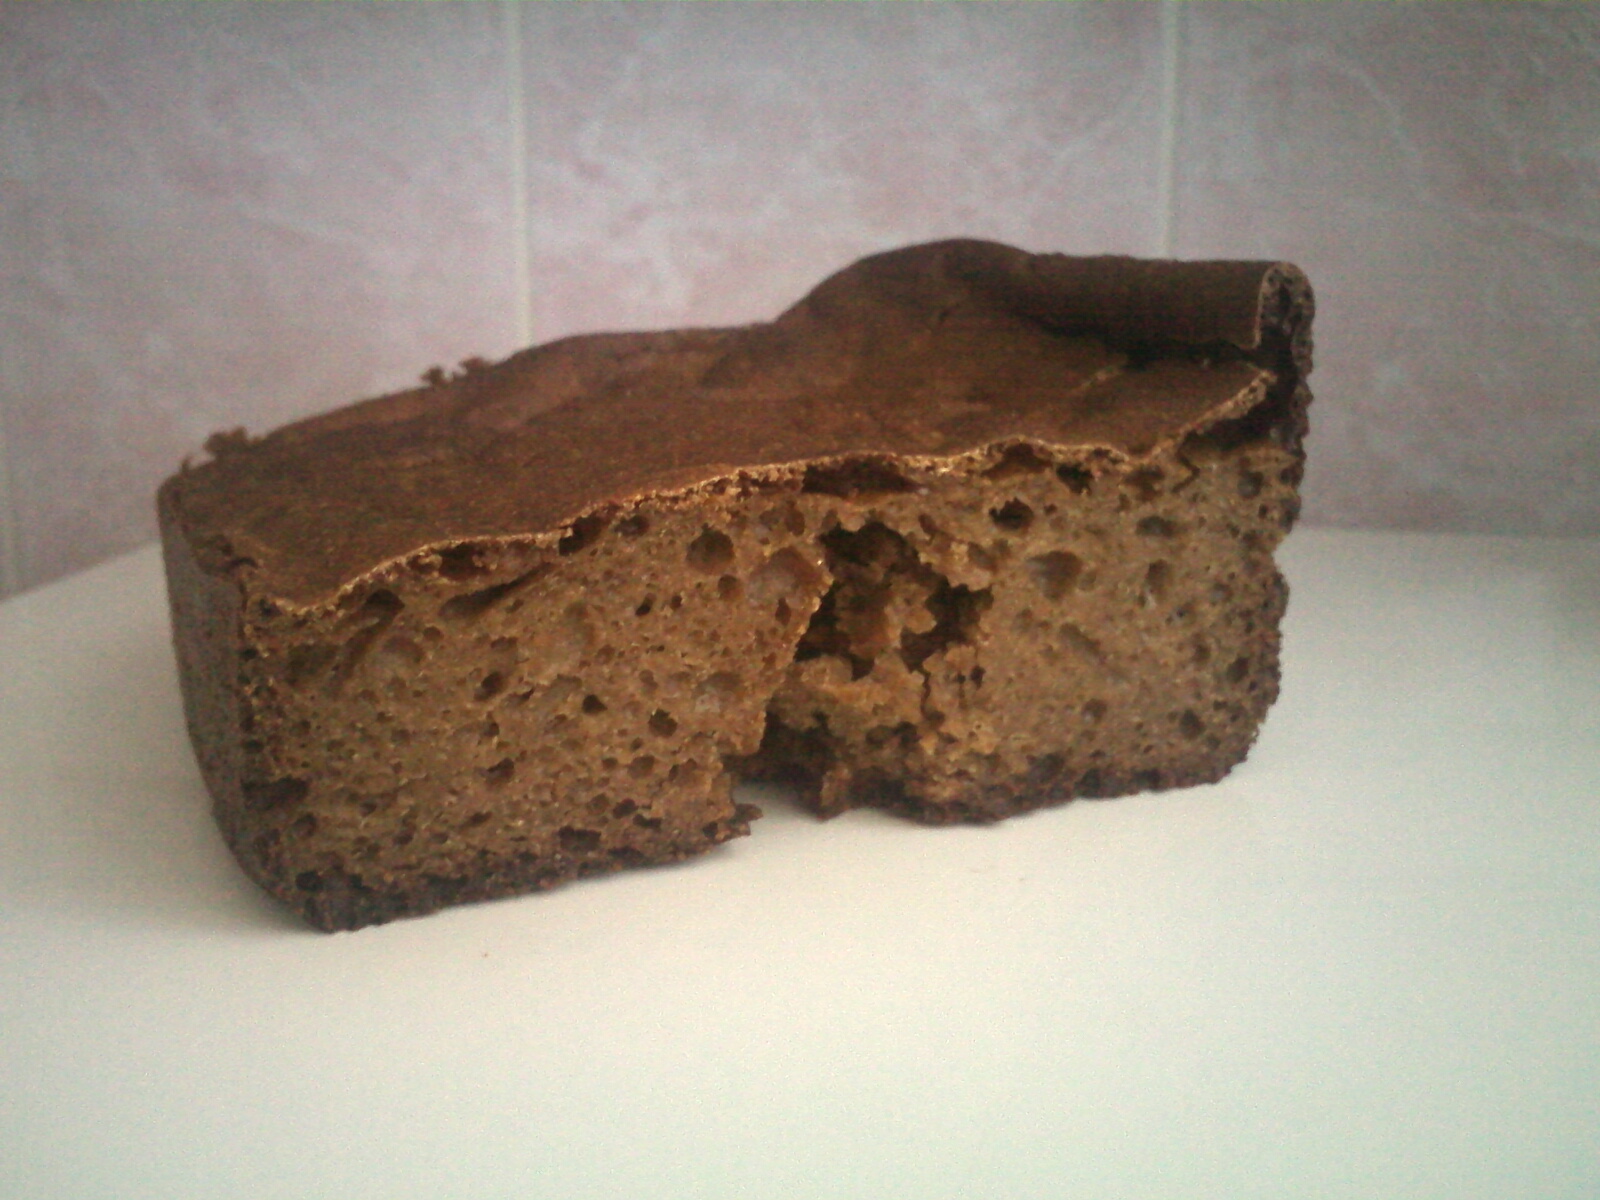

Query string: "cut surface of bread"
[[158, 239, 1314, 930]]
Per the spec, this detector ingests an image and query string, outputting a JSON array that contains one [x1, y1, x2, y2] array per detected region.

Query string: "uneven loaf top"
[[161, 239, 1312, 608]]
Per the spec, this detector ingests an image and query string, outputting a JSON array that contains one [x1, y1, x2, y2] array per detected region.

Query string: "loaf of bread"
[[159, 239, 1313, 930]]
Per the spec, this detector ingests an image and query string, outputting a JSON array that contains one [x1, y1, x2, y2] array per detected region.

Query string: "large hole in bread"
[[736, 520, 993, 815], [801, 457, 916, 498]]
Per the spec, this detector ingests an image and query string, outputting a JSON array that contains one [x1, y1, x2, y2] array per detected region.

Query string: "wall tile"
[[517, 1, 1166, 340], [4, 0, 1597, 601], [0, 2, 521, 595], [1173, 2, 1600, 535]]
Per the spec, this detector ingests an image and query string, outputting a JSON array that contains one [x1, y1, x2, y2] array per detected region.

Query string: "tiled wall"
[[2, 1, 1596, 599]]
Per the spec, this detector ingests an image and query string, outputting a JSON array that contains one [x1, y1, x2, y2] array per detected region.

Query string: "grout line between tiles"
[[503, 0, 533, 347], [0, 400, 20, 598], [1155, 0, 1181, 258]]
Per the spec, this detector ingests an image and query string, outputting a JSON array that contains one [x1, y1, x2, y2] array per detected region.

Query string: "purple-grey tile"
[[1173, 2, 1600, 535], [0, 1, 521, 594], [517, 1, 1167, 340]]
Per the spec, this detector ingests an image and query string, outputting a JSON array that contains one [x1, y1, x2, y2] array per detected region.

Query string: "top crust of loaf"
[[160, 239, 1312, 607]]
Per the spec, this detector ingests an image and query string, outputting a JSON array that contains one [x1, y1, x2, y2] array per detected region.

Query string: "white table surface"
[[2, 528, 1597, 1199]]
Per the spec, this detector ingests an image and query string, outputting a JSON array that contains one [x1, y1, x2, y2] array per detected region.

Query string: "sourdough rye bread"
[[159, 239, 1314, 931]]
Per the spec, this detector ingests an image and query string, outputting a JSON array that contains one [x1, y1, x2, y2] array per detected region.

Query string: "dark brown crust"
[[158, 239, 1313, 931], [160, 239, 1311, 608], [282, 803, 763, 932]]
